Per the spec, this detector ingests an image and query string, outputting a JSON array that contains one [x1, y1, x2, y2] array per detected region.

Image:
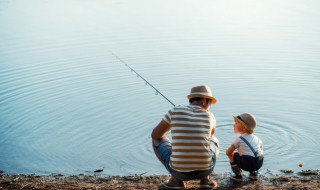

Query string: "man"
[[151, 85, 219, 189]]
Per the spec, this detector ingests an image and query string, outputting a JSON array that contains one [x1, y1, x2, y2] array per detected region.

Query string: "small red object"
[[299, 163, 303, 167]]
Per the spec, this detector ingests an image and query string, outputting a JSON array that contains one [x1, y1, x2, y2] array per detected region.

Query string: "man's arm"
[[151, 119, 171, 140], [210, 128, 216, 138]]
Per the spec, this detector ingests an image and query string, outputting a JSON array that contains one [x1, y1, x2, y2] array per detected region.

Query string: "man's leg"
[[152, 139, 165, 163], [199, 138, 219, 189], [152, 138, 185, 189], [152, 137, 172, 170]]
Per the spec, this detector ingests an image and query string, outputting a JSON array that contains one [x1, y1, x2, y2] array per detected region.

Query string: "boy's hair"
[[233, 113, 256, 134], [242, 124, 253, 134]]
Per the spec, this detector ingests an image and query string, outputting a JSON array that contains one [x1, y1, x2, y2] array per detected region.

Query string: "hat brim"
[[232, 115, 253, 133], [187, 94, 217, 105]]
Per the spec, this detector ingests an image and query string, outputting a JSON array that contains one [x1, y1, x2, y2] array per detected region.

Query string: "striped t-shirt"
[[163, 105, 216, 172]]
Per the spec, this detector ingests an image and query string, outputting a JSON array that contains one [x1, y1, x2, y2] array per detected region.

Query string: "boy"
[[226, 113, 264, 181]]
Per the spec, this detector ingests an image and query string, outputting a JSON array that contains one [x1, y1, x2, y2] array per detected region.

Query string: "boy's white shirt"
[[232, 133, 263, 157]]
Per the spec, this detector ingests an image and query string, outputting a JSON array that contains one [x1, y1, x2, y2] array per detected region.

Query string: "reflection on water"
[[0, 0, 320, 175]]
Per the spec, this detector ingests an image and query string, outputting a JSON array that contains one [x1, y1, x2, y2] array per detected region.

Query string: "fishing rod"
[[111, 52, 176, 107]]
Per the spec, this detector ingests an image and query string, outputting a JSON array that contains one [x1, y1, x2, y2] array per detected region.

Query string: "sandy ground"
[[0, 170, 319, 189]]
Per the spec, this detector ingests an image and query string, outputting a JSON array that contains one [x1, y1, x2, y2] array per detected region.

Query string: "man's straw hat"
[[233, 113, 257, 134], [187, 85, 217, 105]]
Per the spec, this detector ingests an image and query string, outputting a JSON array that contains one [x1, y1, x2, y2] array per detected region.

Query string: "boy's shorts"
[[153, 138, 219, 181], [233, 152, 264, 172]]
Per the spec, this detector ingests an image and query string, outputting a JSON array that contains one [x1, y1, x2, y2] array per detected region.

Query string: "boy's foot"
[[200, 177, 218, 189], [249, 171, 258, 180], [230, 173, 242, 182], [158, 177, 185, 190]]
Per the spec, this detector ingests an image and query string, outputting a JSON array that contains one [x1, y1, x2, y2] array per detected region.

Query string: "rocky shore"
[[0, 170, 319, 189]]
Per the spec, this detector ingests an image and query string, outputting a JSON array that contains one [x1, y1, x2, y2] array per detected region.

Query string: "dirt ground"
[[0, 170, 319, 190]]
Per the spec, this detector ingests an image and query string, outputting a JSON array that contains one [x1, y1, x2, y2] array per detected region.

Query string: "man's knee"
[[209, 138, 220, 159], [152, 137, 170, 147], [152, 139, 161, 147]]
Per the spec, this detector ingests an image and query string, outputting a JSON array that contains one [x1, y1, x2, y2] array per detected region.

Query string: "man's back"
[[163, 105, 216, 172]]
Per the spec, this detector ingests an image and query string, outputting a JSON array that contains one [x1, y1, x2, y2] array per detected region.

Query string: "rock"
[[299, 170, 320, 176], [280, 169, 294, 174]]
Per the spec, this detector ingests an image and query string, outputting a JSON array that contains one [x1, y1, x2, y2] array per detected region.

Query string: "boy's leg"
[[249, 157, 264, 180], [238, 155, 263, 171], [229, 152, 243, 182], [249, 171, 258, 180]]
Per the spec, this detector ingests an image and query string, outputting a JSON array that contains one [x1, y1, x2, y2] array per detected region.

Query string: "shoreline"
[[0, 170, 319, 189]]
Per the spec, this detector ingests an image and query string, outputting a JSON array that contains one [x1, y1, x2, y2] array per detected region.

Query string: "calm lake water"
[[1, 0, 320, 176]]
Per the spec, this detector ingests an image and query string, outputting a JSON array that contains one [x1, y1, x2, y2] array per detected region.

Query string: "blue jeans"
[[153, 138, 219, 181]]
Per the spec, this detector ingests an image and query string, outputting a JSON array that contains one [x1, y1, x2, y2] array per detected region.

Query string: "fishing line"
[[111, 52, 175, 107]]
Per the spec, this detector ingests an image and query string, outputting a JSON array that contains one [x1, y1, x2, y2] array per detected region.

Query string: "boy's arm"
[[226, 144, 236, 161]]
